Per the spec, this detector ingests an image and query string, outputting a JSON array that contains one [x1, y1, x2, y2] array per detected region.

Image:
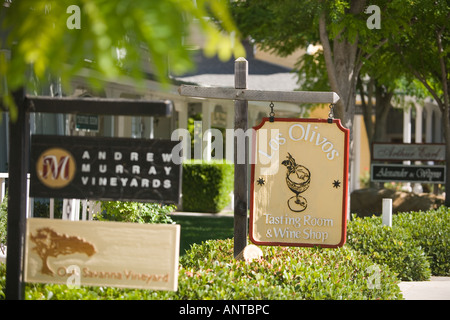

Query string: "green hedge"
[[163, 239, 402, 300], [347, 215, 431, 281], [393, 206, 450, 276], [347, 206, 450, 280], [7, 239, 402, 300], [182, 160, 234, 213], [2, 207, 448, 300], [0, 191, 7, 246], [0, 263, 4, 300], [95, 201, 175, 224]]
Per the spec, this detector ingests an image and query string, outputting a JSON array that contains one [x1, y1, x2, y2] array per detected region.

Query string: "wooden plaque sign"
[[372, 143, 445, 161], [24, 218, 180, 291], [30, 135, 181, 204], [250, 118, 349, 248]]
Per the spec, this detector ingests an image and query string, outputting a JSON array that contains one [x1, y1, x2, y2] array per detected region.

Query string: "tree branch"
[[413, 69, 444, 111], [319, 12, 338, 95], [356, 38, 389, 73], [393, 43, 444, 111], [357, 75, 374, 147], [319, 11, 345, 118], [436, 29, 449, 110]]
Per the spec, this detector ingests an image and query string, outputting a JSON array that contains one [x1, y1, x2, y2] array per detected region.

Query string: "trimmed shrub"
[[347, 215, 431, 281], [16, 238, 402, 300], [182, 160, 234, 213], [95, 201, 176, 224], [393, 206, 450, 276], [0, 263, 4, 300], [155, 239, 402, 300], [0, 190, 7, 246]]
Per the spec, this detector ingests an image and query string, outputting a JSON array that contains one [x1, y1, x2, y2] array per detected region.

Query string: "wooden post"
[[177, 62, 341, 257], [234, 58, 248, 258], [5, 88, 29, 300]]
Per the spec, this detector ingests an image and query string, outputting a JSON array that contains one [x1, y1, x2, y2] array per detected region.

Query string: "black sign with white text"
[[30, 135, 181, 203], [371, 164, 445, 184]]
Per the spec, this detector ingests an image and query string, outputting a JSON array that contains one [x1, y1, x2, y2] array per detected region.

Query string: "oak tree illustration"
[[30, 227, 97, 276]]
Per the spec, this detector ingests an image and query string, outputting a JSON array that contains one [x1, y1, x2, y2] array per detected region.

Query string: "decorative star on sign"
[[332, 180, 341, 188], [256, 177, 265, 186]]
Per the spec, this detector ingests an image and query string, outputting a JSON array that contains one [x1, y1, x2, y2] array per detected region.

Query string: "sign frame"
[[371, 163, 446, 184], [249, 117, 349, 249]]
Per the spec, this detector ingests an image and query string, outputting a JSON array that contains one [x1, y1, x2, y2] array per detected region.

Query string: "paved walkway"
[[399, 277, 450, 300]]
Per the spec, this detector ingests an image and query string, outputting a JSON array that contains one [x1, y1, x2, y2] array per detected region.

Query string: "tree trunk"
[[358, 76, 374, 151], [373, 83, 393, 144], [319, 1, 366, 195], [436, 29, 450, 206], [358, 77, 393, 189], [444, 109, 450, 207]]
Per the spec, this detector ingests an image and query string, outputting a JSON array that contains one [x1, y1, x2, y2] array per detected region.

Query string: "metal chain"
[[327, 104, 335, 123], [269, 102, 275, 122]]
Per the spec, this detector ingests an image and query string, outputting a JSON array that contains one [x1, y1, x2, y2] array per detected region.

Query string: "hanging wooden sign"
[[24, 218, 180, 291], [30, 135, 181, 204], [250, 118, 349, 248]]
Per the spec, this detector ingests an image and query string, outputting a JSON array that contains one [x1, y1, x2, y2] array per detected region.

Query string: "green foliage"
[[3, 208, 448, 300], [0, 191, 7, 245], [162, 239, 402, 300], [95, 201, 176, 224], [24, 281, 161, 300], [1, 0, 245, 119], [182, 160, 234, 213], [387, 0, 449, 92], [187, 113, 202, 159], [231, 0, 447, 106], [16, 239, 402, 300], [32, 198, 63, 219], [347, 207, 450, 279], [231, 0, 320, 57], [347, 215, 431, 281], [0, 263, 4, 300], [393, 206, 450, 276]]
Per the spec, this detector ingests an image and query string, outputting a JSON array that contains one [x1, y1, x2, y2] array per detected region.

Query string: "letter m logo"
[[42, 155, 71, 180]]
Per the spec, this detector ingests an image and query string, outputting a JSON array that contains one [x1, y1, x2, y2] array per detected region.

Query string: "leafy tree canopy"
[[0, 0, 246, 120]]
